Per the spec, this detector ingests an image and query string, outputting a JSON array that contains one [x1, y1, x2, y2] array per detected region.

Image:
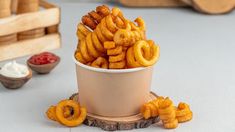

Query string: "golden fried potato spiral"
[[140, 96, 164, 119], [176, 102, 193, 123], [82, 5, 111, 30], [91, 57, 108, 69], [158, 97, 178, 129]]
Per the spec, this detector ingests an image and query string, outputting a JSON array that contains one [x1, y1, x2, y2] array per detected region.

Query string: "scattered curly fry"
[[140, 96, 164, 119], [176, 102, 193, 123], [158, 97, 178, 129], [46, 99, 87, 127], [141, 96, 193, 129]]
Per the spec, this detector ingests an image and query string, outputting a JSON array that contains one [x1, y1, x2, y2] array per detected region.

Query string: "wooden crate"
[[0, 0, 61, 61], [119, 0, 187, 7]]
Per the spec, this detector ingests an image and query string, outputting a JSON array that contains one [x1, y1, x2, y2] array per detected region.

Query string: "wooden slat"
[[39, 0, 57, 8], [0, 8, 60, 36], [0, 34, 61, 61], [119, 0, 187, 7]]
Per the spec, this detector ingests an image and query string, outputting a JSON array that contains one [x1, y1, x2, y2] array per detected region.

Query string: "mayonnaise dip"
[[0, 61, 29, 78]]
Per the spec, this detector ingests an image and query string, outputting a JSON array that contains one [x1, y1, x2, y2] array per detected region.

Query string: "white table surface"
[[1, 1, 235, 132]]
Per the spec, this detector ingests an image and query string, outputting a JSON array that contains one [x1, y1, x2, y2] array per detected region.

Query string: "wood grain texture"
[[11, 0, 18, 14], [0, 33, 61, 61], [0, 6, 60, 36], [119, 0, 187, 7], [69, 92, 160, 131], [180, 0, 192, 5], [192, 0, 235, 14], [0, 0, 17, 45]]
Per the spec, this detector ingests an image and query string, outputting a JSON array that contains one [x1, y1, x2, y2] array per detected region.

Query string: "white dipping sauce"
[[0, 61, 29, 78]]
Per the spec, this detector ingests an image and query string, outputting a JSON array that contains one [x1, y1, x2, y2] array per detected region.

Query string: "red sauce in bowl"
[[28, 52, 58, 65]]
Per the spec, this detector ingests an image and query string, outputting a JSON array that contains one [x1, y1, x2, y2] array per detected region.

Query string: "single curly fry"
[[163, 119, 178, 129], [109, 60, 126, 69], [106, 15, 118, 33], [76, 30, 85, 40], [133, 40, 160, 66], [113, 29, 131, 46], [176, 102, 191, 117], [95, 24, 108, 43], [140, 97, 165, 119], [82, 15, 97, 30], [159, 111, 176, 120], [158, 105, 175, 115], [107, 46, 122, 55], [114, 17, 125, 29], [88, 11, 102, 23], [86, 33, 100, 58], [75, 50, 87, 64], [134, 17, 146, 31], [77, 23, 91, 36], [80, 40, 94, 62], [141, 105, 151, 119], [147, 103, 158, 117], [176, 102, 193, 123], [111, 7, 121, 17], [109, 51, 125, 63], [126, 47, 141, 68], [56, 100, 84, 127], [91, 57, 108, 69], [104, 41, 115, 49], [177, 112, 193, 123], [46, 106, 57, 121], [96, 5, 110, 17], [91, 32, 105, 53], [46, 105, 74, 122], [100, 18, 114, 40], [159, 97, 173, 109]]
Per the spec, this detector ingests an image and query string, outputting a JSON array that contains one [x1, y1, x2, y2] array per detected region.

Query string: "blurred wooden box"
[[0, 0, 61, 61], [119, 0, 187, 7]]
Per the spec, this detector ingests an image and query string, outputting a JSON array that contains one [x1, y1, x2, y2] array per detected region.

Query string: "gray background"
[[1, 0, 235, 131]]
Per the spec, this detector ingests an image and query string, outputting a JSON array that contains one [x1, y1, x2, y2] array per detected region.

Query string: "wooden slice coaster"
[[192, 0, 235, 14], [69, 92, 160, 131]]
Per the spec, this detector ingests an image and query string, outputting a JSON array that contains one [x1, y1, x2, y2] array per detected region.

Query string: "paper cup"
[[74, 57, 153, 117]]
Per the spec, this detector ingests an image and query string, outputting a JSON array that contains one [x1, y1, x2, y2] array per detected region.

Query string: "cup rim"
[[73, 56, 148, 73]]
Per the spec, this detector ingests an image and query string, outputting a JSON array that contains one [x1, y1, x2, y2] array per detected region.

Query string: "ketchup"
[[29, 52, 58, 65]]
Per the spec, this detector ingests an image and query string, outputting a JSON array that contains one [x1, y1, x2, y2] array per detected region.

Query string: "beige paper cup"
[[74, 57, 153, 117]]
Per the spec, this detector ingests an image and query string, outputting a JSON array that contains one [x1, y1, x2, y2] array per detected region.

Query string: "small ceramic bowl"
[[27, 57, 60, 74], [0, 68, 32, 89]]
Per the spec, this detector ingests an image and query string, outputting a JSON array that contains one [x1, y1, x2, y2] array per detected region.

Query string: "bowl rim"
[[0, 68, 32, 80], [73, 56, 149, 73], [27, 56, 60, 67]]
